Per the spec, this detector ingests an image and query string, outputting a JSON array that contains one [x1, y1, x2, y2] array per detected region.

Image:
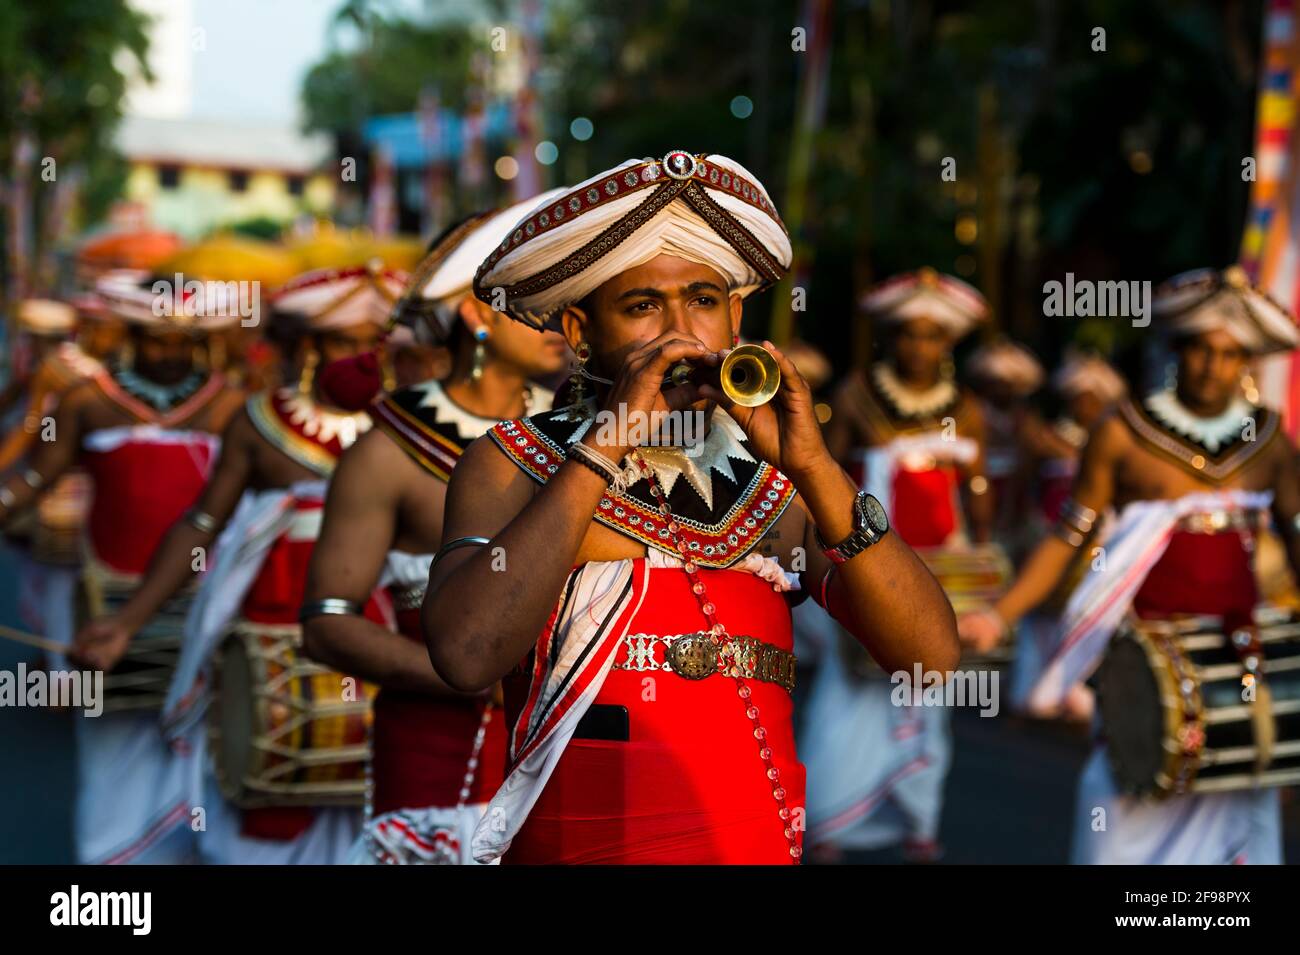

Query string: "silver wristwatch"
[[815, 491, 890, 564]]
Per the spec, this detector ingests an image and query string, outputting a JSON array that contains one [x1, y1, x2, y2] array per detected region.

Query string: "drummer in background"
[[74, 263, 403, 864], [301, 196, 566, 865], [1006, 349, 1126, 719], [0, 297, 124, 654], [960, 266, 1300, 864], [964, 339, 1045, 560], [802, 269, 990, 863], [0, 299, 120, 472], [0, 271, 245, 864]]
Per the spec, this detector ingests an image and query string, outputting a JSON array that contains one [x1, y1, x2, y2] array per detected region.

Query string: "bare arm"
[[0, 385, 86, 525], [991, 414, 1124, 625], [301, 430, 474, 696], [0, 362, 64, 474], [1269, 435, 1300, 581], [424, 432, 611, 691], [798, 472, 960, 674], [71, 407, 256, 669]]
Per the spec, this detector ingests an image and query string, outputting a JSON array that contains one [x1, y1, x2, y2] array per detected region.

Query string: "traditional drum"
[[33, 472, 92, 566], [209, 621, 376, 809], [839, 543, 1014, 677], [1096, 607, 1300, 796], [78, 566, 190, 713]]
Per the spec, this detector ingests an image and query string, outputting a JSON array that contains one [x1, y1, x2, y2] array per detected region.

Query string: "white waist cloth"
[[38, 563, 198, 864], [191, 735, 360, 865], [74, 712, 200, 864], [162, 480, 326, 739], [1072, 744, 1281, 865], [797, 612, 950, 851], [81, 424, 221, 454], [1028, 489, 1272, 713]]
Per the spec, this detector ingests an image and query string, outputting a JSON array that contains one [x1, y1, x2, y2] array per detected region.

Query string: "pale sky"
[[128, 0, 435, 125]]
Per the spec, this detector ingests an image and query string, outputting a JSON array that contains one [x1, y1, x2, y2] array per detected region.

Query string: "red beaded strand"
[[628, 450, 801, 862]]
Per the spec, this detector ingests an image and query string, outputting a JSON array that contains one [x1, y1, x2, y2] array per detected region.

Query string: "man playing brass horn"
[[420, 151, 959, 864]]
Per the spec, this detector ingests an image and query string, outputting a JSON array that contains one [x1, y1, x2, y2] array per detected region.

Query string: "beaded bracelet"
[[567, 445, 616, 485]]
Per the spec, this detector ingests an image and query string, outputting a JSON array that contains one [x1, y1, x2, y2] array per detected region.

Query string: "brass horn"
[[720, 343, 780, 406], [665, 343, 781, 406]]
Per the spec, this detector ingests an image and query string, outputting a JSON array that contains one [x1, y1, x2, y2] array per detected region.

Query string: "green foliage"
[[0, 0, 150, 299], [298, 0, 1265, 377]]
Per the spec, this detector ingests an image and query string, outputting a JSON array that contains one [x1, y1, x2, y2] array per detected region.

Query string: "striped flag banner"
[[1241, 0, 1300, 436]]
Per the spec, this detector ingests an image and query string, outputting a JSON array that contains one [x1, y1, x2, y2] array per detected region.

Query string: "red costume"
[[484, 403, 801, 864]]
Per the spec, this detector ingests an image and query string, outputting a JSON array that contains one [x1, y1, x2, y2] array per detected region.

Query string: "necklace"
[[872, 362, 957, 420], [113, 362, 206, 412], [1144, 388, 1253, 454], [628, 448, 801, 863]]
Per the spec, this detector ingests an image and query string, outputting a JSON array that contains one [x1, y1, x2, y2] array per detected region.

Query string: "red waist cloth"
[[369, 606, 507, 816], [82, 437, 214, 573], [891, 463, 959, 548], [1132, 529, 1258, 627], [504, 565, 803, 865]]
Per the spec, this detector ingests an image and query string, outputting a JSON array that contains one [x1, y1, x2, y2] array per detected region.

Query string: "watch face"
[[860, 493, 889, 535]]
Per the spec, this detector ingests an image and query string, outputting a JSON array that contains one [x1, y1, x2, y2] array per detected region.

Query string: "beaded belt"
[[390, 583, 426, 612], [1175, 509, 1264, 535], [612, 632, 797, 694]]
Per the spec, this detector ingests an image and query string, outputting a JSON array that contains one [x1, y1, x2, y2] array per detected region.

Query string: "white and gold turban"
[[473, 151, 792, 329], [396, 189, 568, 340], [1154, 265, 1299, 355], [272, 263, 407, 331], [861, 268, 989, 340], [96, 269, 248, 331], [1052, 350, 1126, 403], [965, 340, 1045, 396]]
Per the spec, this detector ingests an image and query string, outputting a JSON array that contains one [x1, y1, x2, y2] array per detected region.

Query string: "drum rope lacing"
[[628, 448, 801, 862]]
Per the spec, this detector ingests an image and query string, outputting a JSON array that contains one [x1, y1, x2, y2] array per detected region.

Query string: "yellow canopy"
[[157, 235, 297, 289]]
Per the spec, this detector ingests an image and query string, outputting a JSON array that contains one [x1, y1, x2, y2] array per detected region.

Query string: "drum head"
[[1096, 634, 1164, 794], [215, 635, 255, 800]]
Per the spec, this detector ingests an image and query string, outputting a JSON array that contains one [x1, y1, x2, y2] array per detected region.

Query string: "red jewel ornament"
[[629, 448, 800, 864]]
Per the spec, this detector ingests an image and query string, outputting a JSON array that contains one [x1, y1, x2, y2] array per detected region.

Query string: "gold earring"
[[1241, 370, 1260, 404], [941, 356, 955, 382], [299, 348, 319, 395], [471, 326, 489, 381]]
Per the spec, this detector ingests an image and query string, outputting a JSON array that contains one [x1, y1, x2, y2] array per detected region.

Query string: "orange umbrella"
[[77, 229, 184, 272]]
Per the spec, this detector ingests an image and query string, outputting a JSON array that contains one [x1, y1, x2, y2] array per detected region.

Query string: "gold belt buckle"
[[665, 632, 718, 680]]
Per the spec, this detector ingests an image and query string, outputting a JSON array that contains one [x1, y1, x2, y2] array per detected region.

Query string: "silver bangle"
[[186, 508, 220, 535], [21, 469, 44, 490], [299, 598, 365, 622], [429, 535, 492, 578], [0, 485, 15, 510]]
